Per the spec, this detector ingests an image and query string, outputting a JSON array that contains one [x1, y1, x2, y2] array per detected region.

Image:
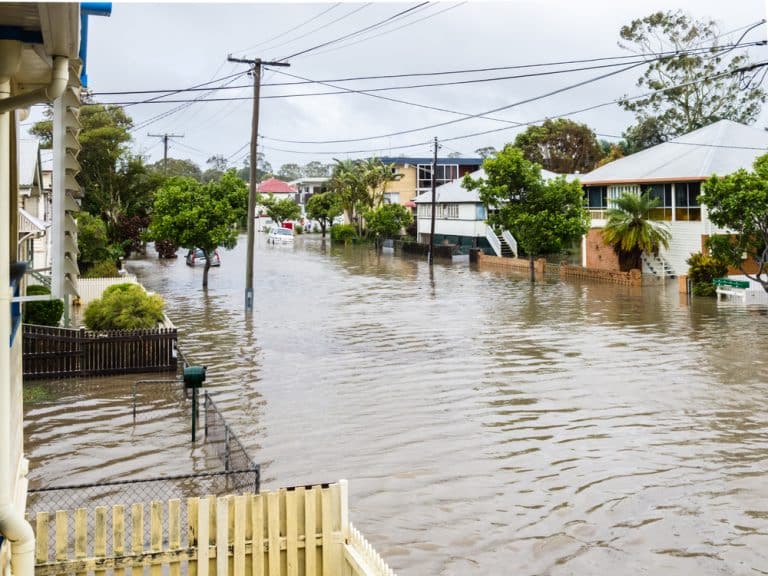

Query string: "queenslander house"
[[580, 119, 768, 278]]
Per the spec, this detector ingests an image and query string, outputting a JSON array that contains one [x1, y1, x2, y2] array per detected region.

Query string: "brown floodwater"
[[24, 234, 768, 575]]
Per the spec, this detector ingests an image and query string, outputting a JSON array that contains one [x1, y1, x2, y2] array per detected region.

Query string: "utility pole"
[[227, 55, 290, 315], [428, 136, 439, 266], [147, 132, 183, 174]]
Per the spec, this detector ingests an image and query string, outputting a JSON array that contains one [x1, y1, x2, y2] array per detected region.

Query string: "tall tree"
[[513, 119, 605, 174], [149, 170, 247, 288], [276, 163, 303, 181], [619, 10, 766, 151], [364, 203, 413, 242], [303, 161, 329, 177], [701, 154, 768, 293], [306, 191, 342, 238], [601, 191, 672, 271], [464, 146, 590, 280], [149, 157, 202, 180], [202, 154, 228, 183], [475, 146, 497, 159], [328, 159, 369, 233]]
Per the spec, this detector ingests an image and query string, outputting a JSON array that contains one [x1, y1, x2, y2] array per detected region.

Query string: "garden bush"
[[83, 260, 121, 278], [294, 224, 304, 235], [84, 283, 165, 330], [330, 223, 357, 244], [155, 239, 179, 259], [687, 252, 728, 297], [23, 285, 64, 326]]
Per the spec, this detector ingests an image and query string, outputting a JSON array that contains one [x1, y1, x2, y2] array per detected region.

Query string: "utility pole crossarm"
[[148, 133, 184, 175]]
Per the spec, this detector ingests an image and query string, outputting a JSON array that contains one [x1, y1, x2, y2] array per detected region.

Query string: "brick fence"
[[475, 252, 659, 287]]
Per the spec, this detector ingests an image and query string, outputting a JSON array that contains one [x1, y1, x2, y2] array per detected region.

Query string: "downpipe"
[[0, 41, 68, 576]]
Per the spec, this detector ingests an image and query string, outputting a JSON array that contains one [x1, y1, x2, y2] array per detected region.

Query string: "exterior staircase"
[[485, 226, 519, 258], [642, 252, 675, 278]]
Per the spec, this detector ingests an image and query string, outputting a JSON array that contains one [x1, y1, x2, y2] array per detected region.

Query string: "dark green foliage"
[[155, 239, 179, 259], [23, 285, 64, 326], [364, 203, 413, 239], [513, 119, 605, 173], [330, 224, 357, 244], [83, 260, 121, 279], [77, 212, 111, 265], [294, 224, 304, 235], [464, 146, 591, 280], [686, 252, 728, 297], [84, 283, 164, 330], [306, 192, 342, 238], [701, 154, 768, 293], [261, 194, 302, 226]]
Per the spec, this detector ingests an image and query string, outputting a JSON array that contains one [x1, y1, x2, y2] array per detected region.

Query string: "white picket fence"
[[76, 274, 139, 306]]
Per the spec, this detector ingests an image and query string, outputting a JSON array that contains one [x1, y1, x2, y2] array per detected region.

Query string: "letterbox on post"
[[183, 365, 206, 441]]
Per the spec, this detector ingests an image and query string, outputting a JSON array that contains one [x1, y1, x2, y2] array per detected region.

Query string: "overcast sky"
[[37, 0, 768, 173]]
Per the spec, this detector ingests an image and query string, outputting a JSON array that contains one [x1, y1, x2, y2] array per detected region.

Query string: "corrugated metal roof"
[[17, 139, 39, 188], [414, 168, 573, 203], [581, 120, 768, 184]]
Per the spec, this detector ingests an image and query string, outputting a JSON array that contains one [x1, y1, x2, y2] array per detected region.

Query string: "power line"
[[307, 2, 466, 60], [230, 3, 343, 56], [256, 60, 768, 156], [90, 40, 764, 98], [276, 2, 431, 61]]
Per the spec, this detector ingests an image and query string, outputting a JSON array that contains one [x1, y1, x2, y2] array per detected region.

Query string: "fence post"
[[204, 393, 209, 438], [224, 426, 231, 472]]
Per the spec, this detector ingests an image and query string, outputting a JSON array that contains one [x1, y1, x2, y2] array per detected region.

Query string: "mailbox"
[[183, 365, 206, 388]]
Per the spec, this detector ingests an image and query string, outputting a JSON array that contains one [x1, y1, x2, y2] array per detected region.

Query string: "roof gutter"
[[0, 48, 69, 113]]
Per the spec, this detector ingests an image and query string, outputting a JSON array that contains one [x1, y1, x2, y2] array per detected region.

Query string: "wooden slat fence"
[[33, 480, 396, 576], [23, 324, 178, 379]]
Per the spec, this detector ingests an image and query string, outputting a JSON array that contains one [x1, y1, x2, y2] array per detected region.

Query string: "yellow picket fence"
[[32, 480, 395, 576]]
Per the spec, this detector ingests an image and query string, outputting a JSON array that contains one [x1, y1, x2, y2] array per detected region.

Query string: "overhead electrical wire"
[[90, 40, 763, 98], [256, 59, 768, 156], [230, 3, 343, 56], [276, 2, 431, 61]]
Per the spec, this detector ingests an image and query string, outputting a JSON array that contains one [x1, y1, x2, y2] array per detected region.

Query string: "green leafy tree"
[[149, 170, 247, 288], [364, 203, 413, 241], [149, 157, 202, 180], [303, 161, 329, 177], [202, 154, 228, 183], [619, 10, 766, 151], [475, 146, 497, 159], [601, 191, 672, 271], [306, 191, 342, 237], [237, 153, 272, 183], [513, 119, 605, 174], [261, 194, 301, 226], [686, 252, 728, 296], [84, 283, 164, 330], [464, 146, 590, 280], [77, 212, 118, 268], [277, 163, 303, 181], [328, 159, 368, 232], [701, 154, 768, 292]]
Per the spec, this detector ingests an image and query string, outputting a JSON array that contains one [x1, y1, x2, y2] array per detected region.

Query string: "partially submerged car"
[[267, 227, 295, 245], [185, 248, 221, 267]]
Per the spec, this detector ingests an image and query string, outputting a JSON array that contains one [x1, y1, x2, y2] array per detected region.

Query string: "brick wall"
[[585, 228, 620, 271]]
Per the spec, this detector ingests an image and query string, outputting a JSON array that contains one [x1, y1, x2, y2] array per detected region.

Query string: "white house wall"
[[416, 203, 486, 239], [659, 221, 706, 276]]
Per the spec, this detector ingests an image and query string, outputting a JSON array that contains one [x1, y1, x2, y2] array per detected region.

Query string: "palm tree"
[[601, 191, 672, 271]]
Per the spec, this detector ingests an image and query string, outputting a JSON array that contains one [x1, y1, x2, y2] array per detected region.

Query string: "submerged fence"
[[204, 392, 258, 473], [22, 323, 178, 379]]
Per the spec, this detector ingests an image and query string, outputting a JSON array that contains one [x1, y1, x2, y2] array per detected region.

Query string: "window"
[[417, 164, 459, 189], [646, 183, 672, 221], [584, 186, 608, 219], [673, 182, 701, 221], [476, 204, 487, 220], [383, 192, 400, 205]]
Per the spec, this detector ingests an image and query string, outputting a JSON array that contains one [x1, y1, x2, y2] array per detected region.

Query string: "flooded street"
[[25, 234, 768, 575]]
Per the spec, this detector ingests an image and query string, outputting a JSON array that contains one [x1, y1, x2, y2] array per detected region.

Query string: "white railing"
[[485, 225, 502, 257], [642, 253, 674, 277], [501, 229, 518, 258], [76, 274, 138, 306]]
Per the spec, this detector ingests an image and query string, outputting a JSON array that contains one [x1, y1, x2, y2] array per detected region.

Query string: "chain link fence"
[[204, 392, 258, 472]]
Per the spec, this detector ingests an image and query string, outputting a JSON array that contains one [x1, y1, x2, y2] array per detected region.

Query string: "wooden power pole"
[[428, 136, 439, 266], [227, 55, 290, 315], [147, 132, 183, 174]]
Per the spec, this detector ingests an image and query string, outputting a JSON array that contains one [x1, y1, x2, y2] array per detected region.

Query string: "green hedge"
[[84, 283, 165, 330], [330, 224, 357, 244], [23, 285, 64, 326]]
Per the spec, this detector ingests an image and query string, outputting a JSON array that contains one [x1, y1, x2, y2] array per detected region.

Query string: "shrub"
[[23, 284, 64, 326], [83, 260, 121, 278], [155, 239, 179, 259], [687, 252, 728, 297], [331, 223, 357, 244], [84, 283, 165, 330], [294, 224, 304, 235]]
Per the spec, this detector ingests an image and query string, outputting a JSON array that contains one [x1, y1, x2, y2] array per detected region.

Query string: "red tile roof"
[[257, 178, 296, 193]]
